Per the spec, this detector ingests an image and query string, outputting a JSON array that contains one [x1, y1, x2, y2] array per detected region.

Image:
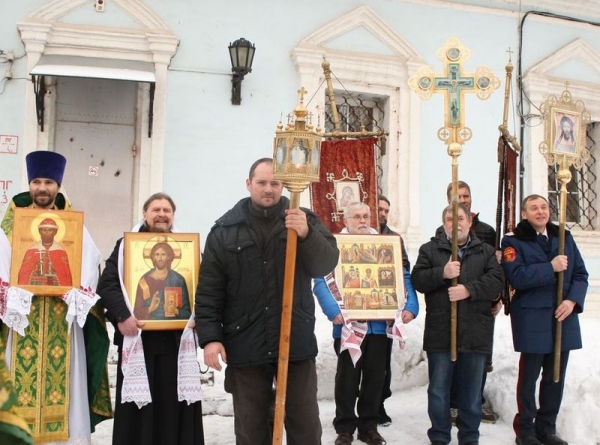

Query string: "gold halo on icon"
[[143, 235, 182, 270], [30, 213, 66, 243]]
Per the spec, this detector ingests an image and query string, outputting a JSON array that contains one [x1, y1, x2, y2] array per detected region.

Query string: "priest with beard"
[[97, 192, 204, 445], [0, 150, 111, 444]]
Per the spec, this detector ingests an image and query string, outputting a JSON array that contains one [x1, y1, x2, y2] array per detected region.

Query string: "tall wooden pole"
[[449, 140, 462, 362], [271, 84, 323, 444], [272, 191, 300, 445], [537, 87, 591, 380], [322, 59, 341, 133], [553, 162, 570, 382]]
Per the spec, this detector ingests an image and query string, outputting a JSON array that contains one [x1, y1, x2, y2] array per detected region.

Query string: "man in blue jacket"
[[502, 194, 588, 445], [314, 202, 419, 445]]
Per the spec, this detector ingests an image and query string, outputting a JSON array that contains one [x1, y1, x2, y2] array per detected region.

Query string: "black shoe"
[[357, 429, 386, 445], [335, 431, 354, 445], [515, 437, 542, 445], [378, 404, 392, 427], [538, 434, 568, 445]]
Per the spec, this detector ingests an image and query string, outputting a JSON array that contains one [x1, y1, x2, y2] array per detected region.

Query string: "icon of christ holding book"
[[134, 242, 192, 320]]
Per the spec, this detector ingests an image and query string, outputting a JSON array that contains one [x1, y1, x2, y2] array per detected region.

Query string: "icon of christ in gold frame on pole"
[[124, 232, 200, 330], [333, 234, 405, 320]]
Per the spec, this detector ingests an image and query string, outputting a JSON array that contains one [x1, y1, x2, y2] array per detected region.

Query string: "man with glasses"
[[314, 202, 419, 445]]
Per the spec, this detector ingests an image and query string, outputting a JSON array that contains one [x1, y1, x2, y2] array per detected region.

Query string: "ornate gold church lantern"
[[271, 87, 323, 445], [272, 87, 321, 198]]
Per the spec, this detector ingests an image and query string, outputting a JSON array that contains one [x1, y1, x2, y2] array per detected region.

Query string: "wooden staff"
[[553, 161, 570, 382], [496, 54, 521, 315], [272, 191, 300, 445], [449, 139, 462, 362], [321, 59, 388, 142], [498, 51, 521, 153], [322, 59, 341, 133], [495, 58, 513, 251], [536, 84, 590, 381]]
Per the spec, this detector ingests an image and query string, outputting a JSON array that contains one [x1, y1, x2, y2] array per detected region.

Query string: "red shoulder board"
[[503, 246, 516, 263]]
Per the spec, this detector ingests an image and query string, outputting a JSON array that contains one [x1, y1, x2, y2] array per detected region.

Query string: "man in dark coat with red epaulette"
[[502, 194, 588, 445]]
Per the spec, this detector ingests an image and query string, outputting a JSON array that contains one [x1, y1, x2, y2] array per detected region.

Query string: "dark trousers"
[[333, 334, 388, 434], [513, 352, 569, 438], [381, 337, 393, 404], [114, 347, 204, 445], [224, 359, 321, 445], [427, 351, 487, 445]]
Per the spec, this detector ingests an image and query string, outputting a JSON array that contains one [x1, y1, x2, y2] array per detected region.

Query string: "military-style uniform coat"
[[501, 220, 588, 353]]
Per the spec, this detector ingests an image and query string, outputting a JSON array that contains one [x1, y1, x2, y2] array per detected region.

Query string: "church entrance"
[[54, 76, 137, 262]]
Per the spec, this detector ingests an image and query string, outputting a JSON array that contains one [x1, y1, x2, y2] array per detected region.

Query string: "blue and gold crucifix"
[[436, 63, 474, 126], [408, 37, 499, 145], [408, 37, 499, 362]]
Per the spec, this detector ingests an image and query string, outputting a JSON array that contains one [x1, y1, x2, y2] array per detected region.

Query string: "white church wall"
[[1, 0, 600, 289]]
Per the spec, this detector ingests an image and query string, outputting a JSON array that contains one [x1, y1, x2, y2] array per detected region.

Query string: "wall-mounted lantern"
[[229, 38, 255, 105]]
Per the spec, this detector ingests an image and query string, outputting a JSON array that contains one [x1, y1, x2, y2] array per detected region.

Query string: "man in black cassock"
[[97, 192, 204, 445]]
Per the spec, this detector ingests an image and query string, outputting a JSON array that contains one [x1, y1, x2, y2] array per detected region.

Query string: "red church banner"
[[310, 138, 378, 234]]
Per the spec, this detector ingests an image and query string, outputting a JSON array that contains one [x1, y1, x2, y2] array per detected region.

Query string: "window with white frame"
[[324, 91, 389, 190]]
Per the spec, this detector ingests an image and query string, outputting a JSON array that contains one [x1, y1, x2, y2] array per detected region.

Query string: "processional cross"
[[408, 37, 500, 361], [409, 37, 499, 147]]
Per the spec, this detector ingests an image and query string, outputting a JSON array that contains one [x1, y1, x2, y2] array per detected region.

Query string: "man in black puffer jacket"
[[195, 157, 339, 445], [435, 180, 501, 425], [412, 203, 504, 445]]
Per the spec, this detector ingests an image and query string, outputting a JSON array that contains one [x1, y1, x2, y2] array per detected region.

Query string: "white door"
[[54, 77, 137, 262]]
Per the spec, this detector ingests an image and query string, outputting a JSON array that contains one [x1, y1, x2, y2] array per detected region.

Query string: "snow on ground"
[[92, 312, 600, 445]]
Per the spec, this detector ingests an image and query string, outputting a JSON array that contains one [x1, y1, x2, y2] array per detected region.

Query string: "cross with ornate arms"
[[408, 37, 500, 145], [407, 37, 500, 363]]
